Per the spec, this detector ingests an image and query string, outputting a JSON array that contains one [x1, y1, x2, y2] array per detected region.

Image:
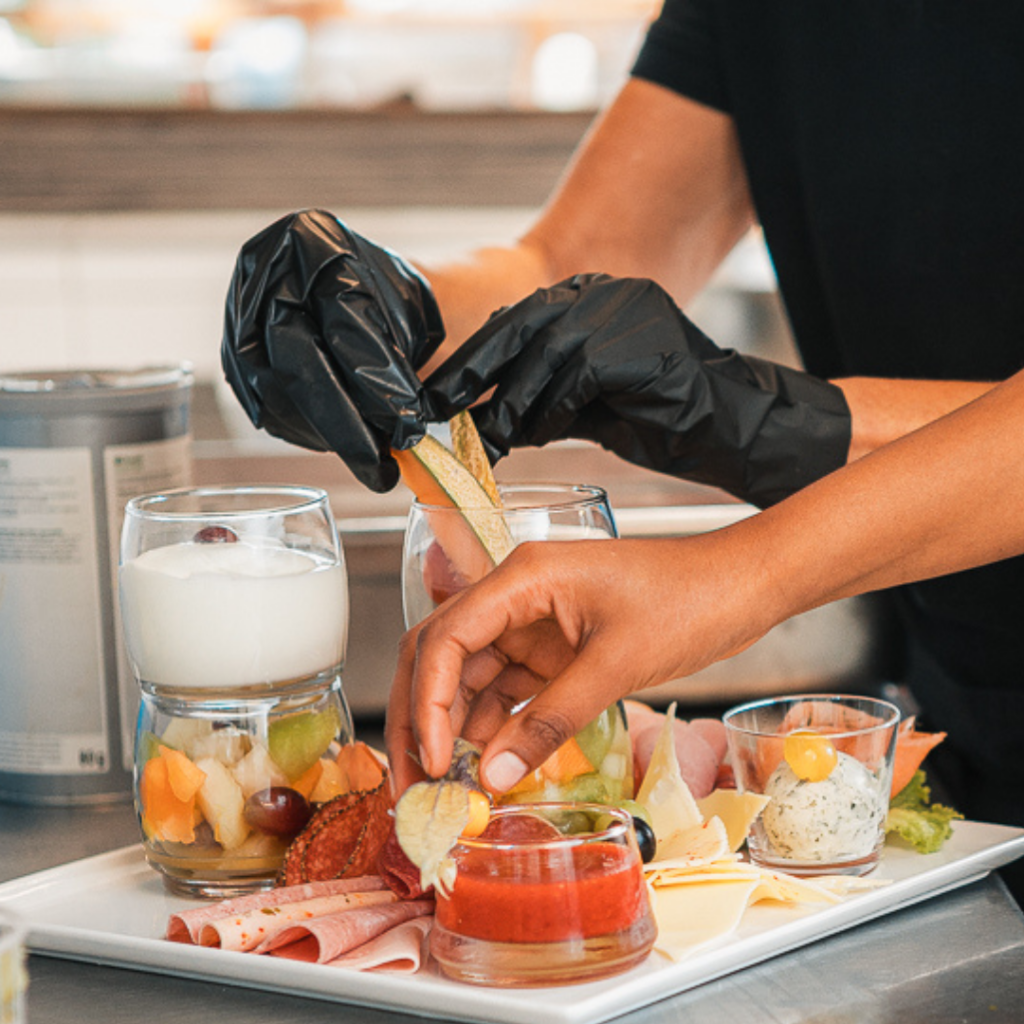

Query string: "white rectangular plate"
[[1, 821, 1021, 1024]]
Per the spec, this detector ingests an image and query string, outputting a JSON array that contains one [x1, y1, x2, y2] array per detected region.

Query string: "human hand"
[[222, 209, 445, 492], [384, 534, 772, 796], [426, 274, 850, 508]]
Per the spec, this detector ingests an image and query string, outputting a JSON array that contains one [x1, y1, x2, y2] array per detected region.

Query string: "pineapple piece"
[[231, 742, 289, 800], [195, 756, 250, 851]]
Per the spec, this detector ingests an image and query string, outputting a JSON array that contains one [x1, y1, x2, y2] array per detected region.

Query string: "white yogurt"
[[120, 540, 348, 689]]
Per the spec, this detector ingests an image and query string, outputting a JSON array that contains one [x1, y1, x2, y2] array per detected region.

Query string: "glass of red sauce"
[[431, 802, 657, 986]]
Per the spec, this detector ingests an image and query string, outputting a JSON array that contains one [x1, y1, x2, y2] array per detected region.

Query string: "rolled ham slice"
[[689, 718, 728, 763], [167, 876, 389, 945], [324, 916, 432, 974], [631, 715, 720, 799], [200, 890, 398, 952], [264, 899, 434, 963]]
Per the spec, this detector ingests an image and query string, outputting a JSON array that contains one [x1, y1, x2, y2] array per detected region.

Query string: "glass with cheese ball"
[[119, 485, 354, 897], [723, 694, 901, 876]]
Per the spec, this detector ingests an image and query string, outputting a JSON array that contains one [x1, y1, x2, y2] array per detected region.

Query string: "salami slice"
[[279, 776, 394, 885], [264, 899, 434, 963], [167, 875, 388, 944], [377, 823, 429, 899]]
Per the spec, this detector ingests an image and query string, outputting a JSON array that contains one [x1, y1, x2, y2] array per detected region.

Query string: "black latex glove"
[[221, 209, 445, 492], [425, 274, 851, 509]]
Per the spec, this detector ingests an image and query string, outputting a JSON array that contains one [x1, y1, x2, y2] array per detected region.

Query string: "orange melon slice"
[[394, 432, 515, 588], [538, 735, 595, 783], [336, 740, 387, 793], [890, 717, 947, 798], [139, 745, 206, 844]]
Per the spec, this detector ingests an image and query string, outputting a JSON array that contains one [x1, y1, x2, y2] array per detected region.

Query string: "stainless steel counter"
[[3, 797, 1023, 1024]]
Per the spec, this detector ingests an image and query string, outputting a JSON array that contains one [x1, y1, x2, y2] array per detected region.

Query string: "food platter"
[[1, 821, 1021, 1024]]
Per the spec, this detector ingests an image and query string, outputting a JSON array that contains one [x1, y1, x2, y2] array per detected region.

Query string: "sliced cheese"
[[649, 877, 760, 961], [696, 789, 771, 853], [652, 815, 730, 866], [635, 702, 704, 857]]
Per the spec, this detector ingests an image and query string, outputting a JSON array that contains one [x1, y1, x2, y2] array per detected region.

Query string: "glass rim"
[[453, 801, 631, 852], [124, 484, 330, 522], [411, 482, 609, 515], [722, 692, 902, 739]]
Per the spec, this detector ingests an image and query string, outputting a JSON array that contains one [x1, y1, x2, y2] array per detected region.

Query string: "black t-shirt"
[[632, 1, 1024, 812]]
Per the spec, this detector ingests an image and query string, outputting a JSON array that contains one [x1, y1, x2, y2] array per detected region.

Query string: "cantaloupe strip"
[[336, 740, 386, 792], [139, 746, 206, 844], [450, 410, 502, 506], [539, 735, 595, 783], [393, 433, 515, 586], [890, 718, 947, 797], [292, 759, 325, 800]]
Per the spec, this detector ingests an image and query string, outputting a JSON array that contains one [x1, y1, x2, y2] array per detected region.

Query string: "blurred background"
[[1, 0, 796, 383], [0, 1, 888, 716]]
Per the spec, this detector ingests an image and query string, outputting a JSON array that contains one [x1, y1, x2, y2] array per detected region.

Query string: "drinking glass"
[[430, 802, 656, 986], [723, 693, 900, 876], [401, 483, 632, 805], [119, 485, 354, 897], [0, 908, 27, 1024]]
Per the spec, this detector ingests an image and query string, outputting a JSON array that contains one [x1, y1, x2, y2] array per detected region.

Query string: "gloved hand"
[[221, 209, 445, 492], [425, 274, 851, 508]]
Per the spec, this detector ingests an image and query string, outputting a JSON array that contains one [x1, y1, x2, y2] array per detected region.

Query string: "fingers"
[[222, 207, 439, 492], [423, 279, 583, 415], [397, 549, 565, 783], [477, 641, 634, 794]]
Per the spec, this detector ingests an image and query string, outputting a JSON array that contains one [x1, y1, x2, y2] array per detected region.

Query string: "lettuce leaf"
[[885, 770, 963, 854]]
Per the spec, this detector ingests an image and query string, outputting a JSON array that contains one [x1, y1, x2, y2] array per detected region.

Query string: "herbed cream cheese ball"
[[761, 752, 887, 862]]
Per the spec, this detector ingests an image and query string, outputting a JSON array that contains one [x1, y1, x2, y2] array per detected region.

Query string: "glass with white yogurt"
[[119, 485, 354, 897], [723, 694, 900, 876]]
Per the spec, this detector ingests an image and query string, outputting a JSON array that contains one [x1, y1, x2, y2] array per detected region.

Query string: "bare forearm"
[[747, 370, 1024, 621], [417, 79, 755, 371], [834, 376, 997, 461]]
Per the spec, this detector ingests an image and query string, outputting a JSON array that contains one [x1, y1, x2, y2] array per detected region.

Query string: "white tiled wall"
[[0, 207, 539, 382], [0, 210, 785, 399]]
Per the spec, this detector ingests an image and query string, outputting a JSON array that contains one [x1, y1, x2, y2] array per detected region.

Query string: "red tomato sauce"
[[436, 841, 647, 943]]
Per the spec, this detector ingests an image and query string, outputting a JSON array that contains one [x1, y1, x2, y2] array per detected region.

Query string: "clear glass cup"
[[0, 908, 27, 1024], [402, 482, 617, 626], [402, 483, 632, 804], [119, 484, 354, 897], [430, 802, 656, 986], [723, 694, 901, 876]]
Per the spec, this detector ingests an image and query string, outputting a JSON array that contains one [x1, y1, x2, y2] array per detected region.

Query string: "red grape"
[[244, 787, 312, 837]]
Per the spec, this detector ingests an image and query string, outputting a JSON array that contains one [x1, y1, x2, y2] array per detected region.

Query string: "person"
[[220, 3, 1024, 883], [386, 367, 1024, 797], [385, 367, 1024, 902]]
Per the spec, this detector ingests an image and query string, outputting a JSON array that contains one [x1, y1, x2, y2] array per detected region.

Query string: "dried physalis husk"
[[394, 738, 488, 895]]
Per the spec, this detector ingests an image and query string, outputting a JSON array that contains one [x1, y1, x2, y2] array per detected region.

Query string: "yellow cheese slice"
[[696, 789, 771, 853], [651, 815, 730, 866], [750, 870, 843, 906], [635, 702, 704, 857], [649, 877, 760, 961]]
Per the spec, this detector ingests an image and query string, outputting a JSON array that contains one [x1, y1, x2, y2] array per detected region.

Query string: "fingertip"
[[481, 750, 529, 794]]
